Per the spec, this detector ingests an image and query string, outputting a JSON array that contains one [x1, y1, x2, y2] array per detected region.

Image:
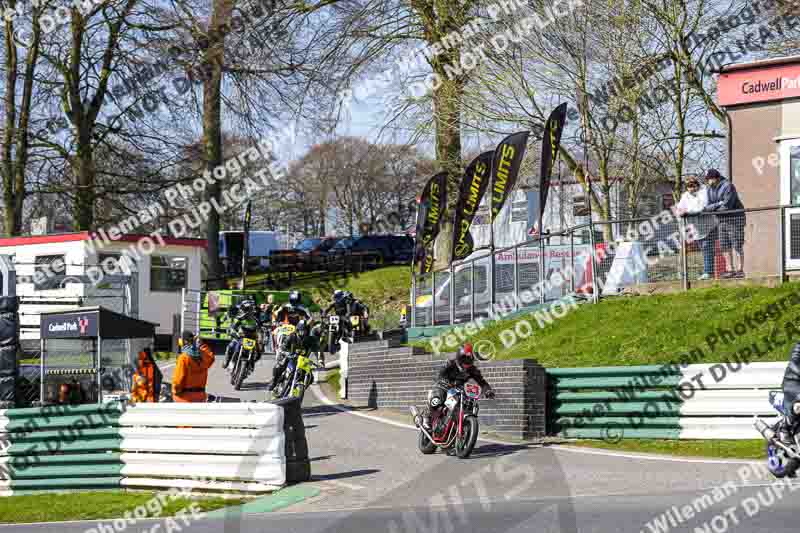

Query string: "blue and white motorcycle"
[[754, 391, 800, 478]]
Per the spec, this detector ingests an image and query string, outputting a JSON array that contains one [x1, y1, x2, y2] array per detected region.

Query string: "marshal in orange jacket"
[[172, 343, 215, 402]]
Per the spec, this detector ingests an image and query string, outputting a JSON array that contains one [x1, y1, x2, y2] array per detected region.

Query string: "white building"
[[0, 232, 207, 347]]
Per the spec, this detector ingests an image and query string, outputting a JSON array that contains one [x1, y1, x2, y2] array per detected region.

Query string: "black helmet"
[[333, 290, 345, 303], [296, 320, 308, 337], [456, 344, 475, 369], [239, 300, 256, 313], [289, 290, 301, 306]]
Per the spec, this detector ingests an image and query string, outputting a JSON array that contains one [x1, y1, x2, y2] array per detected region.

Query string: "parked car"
[[298, 236, 342, 271], [328, 235, 414, 269], [269, 236, 343, 272]]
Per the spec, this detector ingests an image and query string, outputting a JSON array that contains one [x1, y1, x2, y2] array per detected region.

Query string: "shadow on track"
[[311, 469, 380, 482]]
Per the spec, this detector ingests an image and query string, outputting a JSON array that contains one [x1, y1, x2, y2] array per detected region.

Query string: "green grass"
[[415, 282, 800, 367], [568, 439, 764, 459], [0, 490, 245, 524]]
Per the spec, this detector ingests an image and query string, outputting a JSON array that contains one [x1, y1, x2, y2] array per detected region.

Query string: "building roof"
[[719, 55, 800, 74], [0, 231, 207, 248]]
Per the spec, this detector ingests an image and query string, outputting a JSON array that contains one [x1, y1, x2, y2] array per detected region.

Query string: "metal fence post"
[[570, 230, 575, 293], [679, 216, 688, 292], [430, 272, 435, 327], [539, 238, 545, 305], [449, 263, 455, 325], [489, 253, 496, 312], [470, 261, 475, 322], [513, 245, 520, 311], [180, 288, 186, 333], [589, 220, 599, 304], [780, 206, 786, 283], [411, 273, 417, 326]]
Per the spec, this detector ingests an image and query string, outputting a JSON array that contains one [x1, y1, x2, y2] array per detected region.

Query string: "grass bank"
[[415, 282, 800, 367], [567, 439, 764, 459], [0, 490, 244, 524]]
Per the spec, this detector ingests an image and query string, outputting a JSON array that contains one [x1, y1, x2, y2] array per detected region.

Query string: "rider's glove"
[[485, 388, 496, 400]]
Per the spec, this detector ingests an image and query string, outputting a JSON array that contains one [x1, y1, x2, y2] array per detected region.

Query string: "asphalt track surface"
[[5, 356, 800, 533]]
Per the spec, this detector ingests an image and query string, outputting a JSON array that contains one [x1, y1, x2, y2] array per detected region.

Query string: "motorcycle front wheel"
[[767, 442, 800, 478], [418, 430, 436, 454], [456, 415, 479, 459], [233, 353, 249, 390]]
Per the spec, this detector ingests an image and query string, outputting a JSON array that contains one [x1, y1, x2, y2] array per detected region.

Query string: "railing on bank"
[[411, 205, 793, 328]]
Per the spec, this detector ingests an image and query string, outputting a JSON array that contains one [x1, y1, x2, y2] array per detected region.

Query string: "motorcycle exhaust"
[[754, 416, 800, 460], [409, 406, 438, 444], [755, 417, 776, 441]]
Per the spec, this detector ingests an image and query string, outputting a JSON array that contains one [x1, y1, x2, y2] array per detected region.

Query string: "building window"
[[34, 255, 65, 290], [98, 253, 122, 274], [150, 256, 187, 292]]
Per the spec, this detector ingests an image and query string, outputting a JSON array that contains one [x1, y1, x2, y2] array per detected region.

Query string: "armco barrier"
[[0, 400, 308, 495], [548, 362, 785, 440]]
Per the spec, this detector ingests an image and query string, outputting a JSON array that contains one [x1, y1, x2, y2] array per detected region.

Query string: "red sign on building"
[[718, 62, 800, 106]]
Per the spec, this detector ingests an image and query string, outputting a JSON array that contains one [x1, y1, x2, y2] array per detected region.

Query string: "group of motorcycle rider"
[[221, 288, 370, 393]]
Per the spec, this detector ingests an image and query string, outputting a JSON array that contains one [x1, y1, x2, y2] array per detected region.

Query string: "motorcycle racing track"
[[6, 358, 800, 533]]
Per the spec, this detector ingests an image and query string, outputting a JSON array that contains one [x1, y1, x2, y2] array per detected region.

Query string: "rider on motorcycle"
[[223, 300, 263, 369], [268, 319, 321, 391], [274, 290, 312, 325], [779, 341, 800, 443], [422, 343, 495, 431], [323, 290, 369, 340]]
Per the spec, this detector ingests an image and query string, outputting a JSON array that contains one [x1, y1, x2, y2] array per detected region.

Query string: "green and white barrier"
[[548, 362, 785, 440], [0, 401, 304, 495]]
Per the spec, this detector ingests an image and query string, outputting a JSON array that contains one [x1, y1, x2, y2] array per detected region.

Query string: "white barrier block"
[[120, 429, 285, 456], [120, 453, 285, 484]]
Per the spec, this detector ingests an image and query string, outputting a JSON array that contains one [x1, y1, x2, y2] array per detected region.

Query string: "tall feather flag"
[[538, 103, 568, 232], [451, 151, 494, 262]]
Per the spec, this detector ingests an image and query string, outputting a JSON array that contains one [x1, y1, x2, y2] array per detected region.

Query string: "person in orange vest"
[[172, 331, 215, 403]]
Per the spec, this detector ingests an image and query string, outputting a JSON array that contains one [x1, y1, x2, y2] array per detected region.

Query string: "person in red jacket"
[[172, 331, 215, 403]]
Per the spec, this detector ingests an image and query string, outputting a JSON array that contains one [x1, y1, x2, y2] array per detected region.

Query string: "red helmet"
[[456, 344, 475, 368]]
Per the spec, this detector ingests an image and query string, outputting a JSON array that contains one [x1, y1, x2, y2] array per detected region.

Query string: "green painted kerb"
[[205, 485, 320, 517]]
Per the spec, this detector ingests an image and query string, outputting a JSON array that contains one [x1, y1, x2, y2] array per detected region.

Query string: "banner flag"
[[538, 103, 568, 232], [451, 151, 494, 262], [414, 172, 447, 274], [490, 131, 530, 223]]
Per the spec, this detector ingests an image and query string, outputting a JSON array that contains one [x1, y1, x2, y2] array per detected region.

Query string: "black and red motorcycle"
[[410, 379, 483, 459]]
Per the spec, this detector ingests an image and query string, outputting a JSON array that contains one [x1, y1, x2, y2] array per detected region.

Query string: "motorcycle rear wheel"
[[456, 415, 479, 459], [418, 430, 436, 454]]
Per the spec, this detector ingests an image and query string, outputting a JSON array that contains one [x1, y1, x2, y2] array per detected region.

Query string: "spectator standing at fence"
[[675, 176, 717, 280], [702, 169, 745, 278]]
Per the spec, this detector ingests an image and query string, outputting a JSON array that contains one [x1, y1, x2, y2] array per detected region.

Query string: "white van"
[[219, 231, 281, 273]]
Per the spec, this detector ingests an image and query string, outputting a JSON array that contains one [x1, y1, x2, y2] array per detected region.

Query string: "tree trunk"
[[74, 136, 96, 230], [432, 76, 463, 270], [202, 0, 233, 289]]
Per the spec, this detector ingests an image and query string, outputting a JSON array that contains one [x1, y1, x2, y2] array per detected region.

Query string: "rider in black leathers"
[[223, 300, 264, 369], [422, 343, 495, 431], [323, 290, 369, 341], [274, 290, 312, 325], [781, 342, 800, 441], [268, 320, 321, 392]]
